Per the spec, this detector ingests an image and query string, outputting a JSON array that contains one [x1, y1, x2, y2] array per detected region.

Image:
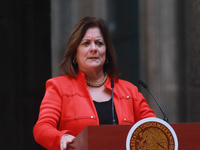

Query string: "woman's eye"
[[96, 42, 103, 46], [83, 42, 89, 46]]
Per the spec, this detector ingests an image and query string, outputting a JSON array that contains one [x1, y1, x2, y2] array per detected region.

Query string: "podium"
[[70, 123, 200, 150]]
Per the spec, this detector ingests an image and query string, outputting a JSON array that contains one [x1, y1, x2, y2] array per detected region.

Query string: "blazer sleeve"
[[133, 87, 156, 122], [33, 79, 73, 150]]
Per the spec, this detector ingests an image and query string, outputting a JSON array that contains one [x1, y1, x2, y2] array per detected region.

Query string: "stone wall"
[[140, 0, 200, 123], [185, 0, 200, 122]]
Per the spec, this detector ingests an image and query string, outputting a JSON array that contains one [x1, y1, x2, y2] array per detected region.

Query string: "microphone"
[[111, 79, 116, 124], [138, 80, 169, 123]]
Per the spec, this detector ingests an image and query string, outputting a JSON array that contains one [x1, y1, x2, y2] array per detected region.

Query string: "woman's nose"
[[90, 42, 97, 52]]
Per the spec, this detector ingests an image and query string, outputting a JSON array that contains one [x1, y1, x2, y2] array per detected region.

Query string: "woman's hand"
[[60, 134, 75, 150]]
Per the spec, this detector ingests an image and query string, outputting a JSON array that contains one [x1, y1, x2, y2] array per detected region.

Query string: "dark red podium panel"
[[170, 123, 200, 150], [70, 123, 200, 150]]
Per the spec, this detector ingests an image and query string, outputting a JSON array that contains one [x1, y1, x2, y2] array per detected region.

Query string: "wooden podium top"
[[71, 125, 131, 150], [70, 123, 200, 150]]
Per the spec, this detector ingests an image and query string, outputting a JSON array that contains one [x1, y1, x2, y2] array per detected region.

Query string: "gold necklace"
[[86, 74, 107, 87]]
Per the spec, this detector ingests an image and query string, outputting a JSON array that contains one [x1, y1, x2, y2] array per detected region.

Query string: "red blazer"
[[33, 71, 156, 150]]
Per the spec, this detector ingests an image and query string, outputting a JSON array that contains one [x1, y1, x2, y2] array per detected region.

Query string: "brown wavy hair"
[[60, 16, 119, 79]]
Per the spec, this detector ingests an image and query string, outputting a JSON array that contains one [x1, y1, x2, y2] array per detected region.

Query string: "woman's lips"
[[88, 56, 99, 59]]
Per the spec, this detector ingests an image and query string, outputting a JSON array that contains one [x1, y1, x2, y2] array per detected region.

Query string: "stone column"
[[139, 0, 187, 123], [185, 0, 200, 122]]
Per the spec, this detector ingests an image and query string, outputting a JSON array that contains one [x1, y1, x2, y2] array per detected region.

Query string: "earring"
[[73, 58, 77, 64]]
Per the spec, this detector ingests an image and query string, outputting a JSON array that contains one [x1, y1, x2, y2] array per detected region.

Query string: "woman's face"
[[76, 27, 106, 73]]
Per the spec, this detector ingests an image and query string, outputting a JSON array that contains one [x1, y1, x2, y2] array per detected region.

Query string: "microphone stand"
[[139, 80, 169, 123], [111, 79, 116, 125]]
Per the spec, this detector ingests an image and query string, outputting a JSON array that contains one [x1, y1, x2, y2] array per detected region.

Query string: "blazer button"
[[72, 92, 75, 95], [126, 96, 129, 99], [91, 116, 94, 119], [75, 116, 78, 119], [124, 118, 127, 121]]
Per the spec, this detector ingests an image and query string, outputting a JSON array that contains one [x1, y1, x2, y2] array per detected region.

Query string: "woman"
[[33, 16, 156, 150]]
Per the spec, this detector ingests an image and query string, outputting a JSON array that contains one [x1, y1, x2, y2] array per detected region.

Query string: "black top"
[[93, 98, 118, 125]]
